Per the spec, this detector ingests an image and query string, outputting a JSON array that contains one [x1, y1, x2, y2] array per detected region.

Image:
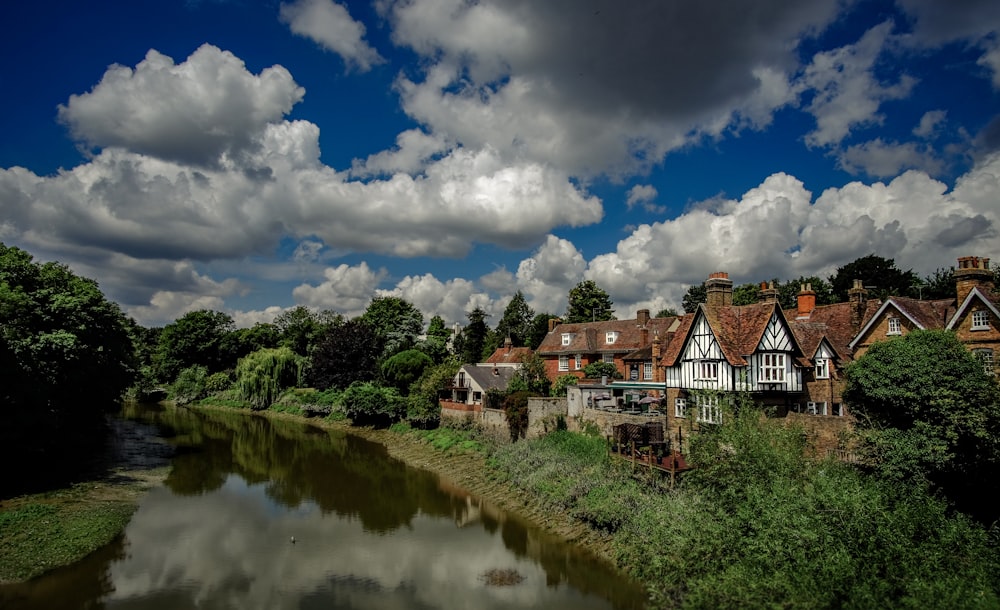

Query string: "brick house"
[[848, 255, 999, 376], [536, 309, 680, 383]]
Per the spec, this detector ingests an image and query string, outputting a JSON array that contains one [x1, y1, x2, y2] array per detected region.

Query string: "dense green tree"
[[508, 353, 551, 395], [681, 283, 706, 313], [655, 307, 679, 318], [732, 282, 761, 306], [415, 314, 452, 363], [380, 349, 433, 394], [916, 267, 956, 300], [494, 291, 535, 347], [406, 357, 460, 428], [551, 374, 579, 397], [565, 280, 615, 323], [777, 276, 835, 310], [527, 313, 560, 350], [306, 319, 383, 390], [156, 309, 235, 382], [273, 306, 342, 356], [224, 322, 281, 361], [1, 243, 137, 494], [582, 361, 621, 380], [235, 347, 304, 410], [341, 381, 406, 426], [457, 306, 490, 364], [360, 296, 424, 359], [829, 254, 918, 302], [843, 330, 1000, 520]]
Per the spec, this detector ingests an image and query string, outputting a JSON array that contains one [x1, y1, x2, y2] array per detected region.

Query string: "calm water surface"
[[1, 404, 647, 609]]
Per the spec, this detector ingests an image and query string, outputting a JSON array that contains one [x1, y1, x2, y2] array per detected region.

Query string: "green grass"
[[0, 483, 139, 583], [391, 422, 486, 454]]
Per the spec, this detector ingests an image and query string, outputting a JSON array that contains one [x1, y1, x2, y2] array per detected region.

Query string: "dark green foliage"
[[404, 358, 460, 428], [582, 361, 621, 380], [509, 353, 551, 395], [527, 313, 560, 350], [235, 347, 304, 410], [682, 282, 706, 313], [829, 254, 919, 302], [778, 275, 835, 309], [273, 306, 343, 357], [565, 280, 615, 322], [225, 322, 281, 359], [306, 318, 383, 390], [360, 296, 424, 358], [341, 381, 406, 426], [1, 243, 137, 495], [551, 374, 579, 396], [494, 291, 535, 347], [502, 390, 534, 441], [655, 307, 679, 318], [380, 348, 433, 394], [415, 315, 451, 363], [171, 365, 209, 405], [457, 306, 490, 364], [156, 309, 235, 382], [843, 330, 1000, 520], [917, 267, 956, 300], [731, 282, 760, 306]]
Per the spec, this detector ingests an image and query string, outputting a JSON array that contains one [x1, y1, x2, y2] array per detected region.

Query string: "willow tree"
[[235, 347, 304, 410]]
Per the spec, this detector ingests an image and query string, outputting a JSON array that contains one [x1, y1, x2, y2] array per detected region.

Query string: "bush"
[[502, 390, 534, 441], [550, 374, 579, 396], [235, 347, 304, 410], [341, 381, 406, 426], [204, 371, 233, 394], [171, 365, 208, 404]]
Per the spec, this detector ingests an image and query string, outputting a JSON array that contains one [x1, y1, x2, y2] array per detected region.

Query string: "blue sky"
[[1, 0, 999, 328]]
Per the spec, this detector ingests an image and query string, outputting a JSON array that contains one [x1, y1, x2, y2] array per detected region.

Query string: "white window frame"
[[695, 395, 722, 424], [561, 333, 572, 346], [974, 348, 994, 376], [603, 353, 615, 364], [815, 358, 830, 380], [643, 361, 653, 380], [695, 360, 718, 381], [558, 355, 569, 371], [832, 403, 844, 417], [806, 401, 827, 416], [972, 310, 989, 331], [887, 317, 901, 335], [574, 354, 582, 370], [674, 397, 687, 418], [606, 331, 618, 344], [760, 353, 785, 382]]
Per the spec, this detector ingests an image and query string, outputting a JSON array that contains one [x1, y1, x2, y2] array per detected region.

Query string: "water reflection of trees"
[[126, 405, 468, 533]]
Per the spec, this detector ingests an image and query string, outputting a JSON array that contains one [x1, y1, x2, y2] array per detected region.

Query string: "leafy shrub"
[[235, 347, 304, 410], [502, 390, 534, 441], [171, 365, 208, 404], [204, 371, 233, 394], [582, 361, 621, 380], [550, 374, 579, 396], [341, 381, 406, 426]]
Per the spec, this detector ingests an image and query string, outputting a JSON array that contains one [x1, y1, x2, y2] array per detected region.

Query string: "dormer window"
[[561, 333, 572, 346], [887, 317, 901, 335], [606, 331, 618, 344], [815, 358, 830, 380], [972, 310, 989, 331]]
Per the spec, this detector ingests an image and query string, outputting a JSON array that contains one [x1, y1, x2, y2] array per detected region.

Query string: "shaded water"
[[1, 404, 647, 609]]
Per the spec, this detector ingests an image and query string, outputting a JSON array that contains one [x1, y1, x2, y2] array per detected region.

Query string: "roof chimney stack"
[[705, 272, 733, 308], [796, 283, 816, 318], [848, 279, 868, 330], [760, 280, 780, 304], [955, 256, 993, 304]]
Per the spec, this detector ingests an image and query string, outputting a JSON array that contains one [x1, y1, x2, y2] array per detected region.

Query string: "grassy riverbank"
[[0, 467, 166, 584]]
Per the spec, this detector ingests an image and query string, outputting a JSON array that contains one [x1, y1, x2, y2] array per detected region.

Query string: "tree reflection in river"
[[1, 403, 647, 610]]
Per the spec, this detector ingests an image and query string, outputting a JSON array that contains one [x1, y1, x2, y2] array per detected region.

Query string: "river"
[[0, 403, 648, 609]]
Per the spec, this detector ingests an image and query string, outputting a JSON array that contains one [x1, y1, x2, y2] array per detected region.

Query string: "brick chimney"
[[955, 256, 993, 304], [705, 272, 733, 308], [637, 308, 650, 326], [759, 280, 779, 304], [796, 283, 816, 318], [848, 279, 868, 330], [548, 317, 561, 332], [503, 335, 513, 353], [651, 332, 662, 360]]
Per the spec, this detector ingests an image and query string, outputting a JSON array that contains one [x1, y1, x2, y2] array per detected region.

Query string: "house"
[[484, 336, 533, 365], [536, 309, 679, 383], [659, 272, 813, 429], [443, 363, 520, 411], [849, 256, 999, 377]]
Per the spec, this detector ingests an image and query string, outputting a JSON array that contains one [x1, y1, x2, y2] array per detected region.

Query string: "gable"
[[756, 312, 794, 352], [946, 286, 1000, 331], [849, 300, 924, 349], [680, 312, 724, 361]]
